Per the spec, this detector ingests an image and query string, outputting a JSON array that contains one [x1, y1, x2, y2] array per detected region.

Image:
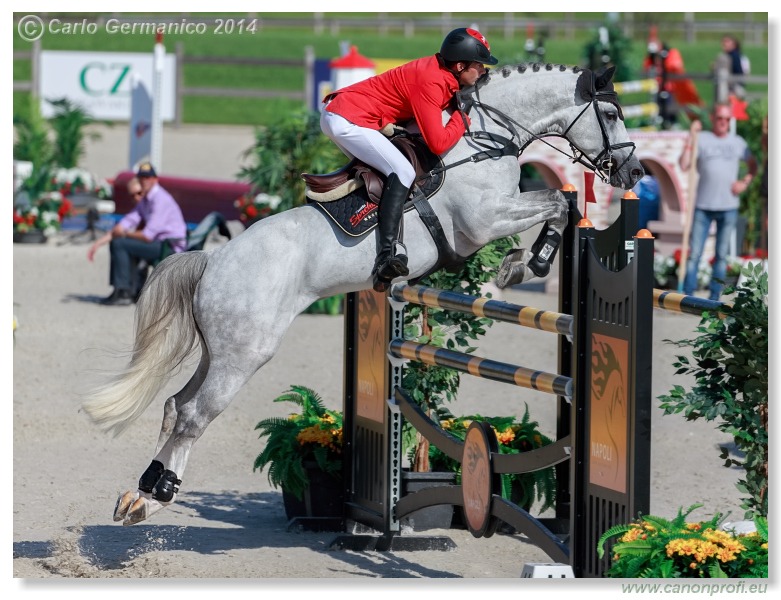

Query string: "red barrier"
[[113, 171, 252, 223]]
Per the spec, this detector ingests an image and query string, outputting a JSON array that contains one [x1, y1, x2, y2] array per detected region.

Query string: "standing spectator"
[[679, 103, 757, 300], [714, 35, 750, 99], [94, 163, 187, 305]]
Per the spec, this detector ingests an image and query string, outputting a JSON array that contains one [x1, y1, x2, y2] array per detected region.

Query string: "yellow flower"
[[621, 525, 644, 543], [694, 541, 719, 563], [496, 428, 515, 445], [666, 538, 699, 559]]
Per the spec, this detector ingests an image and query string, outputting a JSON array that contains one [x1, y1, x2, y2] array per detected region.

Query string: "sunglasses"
[[131, 191, 143, 197], [714, 115, 732, 121]]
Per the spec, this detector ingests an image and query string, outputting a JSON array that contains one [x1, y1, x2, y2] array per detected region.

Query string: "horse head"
[[472, 64, 644, 190], [567, 66, 645, 189]]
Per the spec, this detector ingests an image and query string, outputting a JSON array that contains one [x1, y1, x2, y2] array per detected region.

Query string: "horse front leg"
[[494, 189, 569, 289]]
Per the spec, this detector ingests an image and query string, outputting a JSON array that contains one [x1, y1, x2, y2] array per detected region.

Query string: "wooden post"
[[677, 132, 699, 292]]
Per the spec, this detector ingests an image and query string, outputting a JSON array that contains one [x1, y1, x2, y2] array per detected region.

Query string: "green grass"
[[13, 13, 768, 126]]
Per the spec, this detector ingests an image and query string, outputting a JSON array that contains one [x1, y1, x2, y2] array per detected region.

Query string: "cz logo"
[[79, 62, 132, 97]]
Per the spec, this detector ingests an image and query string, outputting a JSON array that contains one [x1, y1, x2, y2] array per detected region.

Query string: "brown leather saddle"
[[302, 133, 445, 237]]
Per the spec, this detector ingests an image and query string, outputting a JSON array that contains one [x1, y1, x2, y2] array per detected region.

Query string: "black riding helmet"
[[440, 27, 498, 65]]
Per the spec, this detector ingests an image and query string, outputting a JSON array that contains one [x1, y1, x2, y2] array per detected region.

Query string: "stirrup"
[[376, 242, 409, 280]]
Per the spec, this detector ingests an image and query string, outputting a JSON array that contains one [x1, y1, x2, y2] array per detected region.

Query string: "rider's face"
[[457, 61, 486, 86]]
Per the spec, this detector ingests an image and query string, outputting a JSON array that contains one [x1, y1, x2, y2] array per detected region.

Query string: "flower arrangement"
[[234, 191, 282, 225], [253, 385, 343, 500], [597, 504, 768, 578], [653, 248, 731, 290], [52, 167, 112, 200], [653, 251, 678, 288], [13, 195, 72, 235], [427, 405, 556, 512]]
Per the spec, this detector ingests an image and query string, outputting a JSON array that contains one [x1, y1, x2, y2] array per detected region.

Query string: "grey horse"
[[83, 64, 644, 525]]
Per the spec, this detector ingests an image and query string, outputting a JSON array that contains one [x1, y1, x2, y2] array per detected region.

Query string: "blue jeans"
[[109, 237, 165, 293], [683, 208, 738, 300]]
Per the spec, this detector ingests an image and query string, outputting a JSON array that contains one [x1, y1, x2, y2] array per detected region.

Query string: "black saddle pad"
[[307, 145, 445, 238], [310, 185, 380, 237]]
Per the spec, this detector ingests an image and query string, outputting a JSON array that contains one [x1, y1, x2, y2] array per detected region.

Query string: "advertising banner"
[[39, 50, 176, 121]]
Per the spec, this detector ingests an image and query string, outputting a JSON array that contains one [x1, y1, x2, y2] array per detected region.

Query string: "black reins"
[[426, 69, 637, 185]]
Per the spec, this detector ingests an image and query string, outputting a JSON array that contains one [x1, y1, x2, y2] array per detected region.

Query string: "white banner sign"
[[39, 50, 176, 121]]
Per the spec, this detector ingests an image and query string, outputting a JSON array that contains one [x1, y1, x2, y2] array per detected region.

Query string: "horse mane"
[[489, 63, 583, 80]]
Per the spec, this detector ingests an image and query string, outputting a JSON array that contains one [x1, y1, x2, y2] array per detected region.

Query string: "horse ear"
[[595, 66, 616, 90]]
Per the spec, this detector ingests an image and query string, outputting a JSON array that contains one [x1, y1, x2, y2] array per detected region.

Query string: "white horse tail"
[[82, 251, 209, 437]]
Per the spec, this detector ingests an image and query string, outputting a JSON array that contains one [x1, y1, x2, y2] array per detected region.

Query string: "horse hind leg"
[[112, 397, 181, 524], [119, 346, 272, 525], [114, 355, 210, 525]]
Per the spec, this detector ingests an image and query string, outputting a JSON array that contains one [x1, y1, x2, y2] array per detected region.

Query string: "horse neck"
[[476, 66, 582, 145]]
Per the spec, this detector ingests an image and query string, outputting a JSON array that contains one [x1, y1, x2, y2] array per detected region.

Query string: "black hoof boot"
[[528, 224, 561, 278], [152, 469, 182, 503], [138, 460, 166, 493]]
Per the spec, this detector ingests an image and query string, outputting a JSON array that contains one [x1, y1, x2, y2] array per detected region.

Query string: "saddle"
[[302, 132, 445, 237]]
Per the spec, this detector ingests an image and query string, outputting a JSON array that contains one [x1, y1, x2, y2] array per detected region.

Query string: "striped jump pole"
[[653, 289, 730, 318], [391, 283, 573, 338], [388, 338, 574, 399]]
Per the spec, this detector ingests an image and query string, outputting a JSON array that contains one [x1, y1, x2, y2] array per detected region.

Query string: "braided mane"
[[488, 63, 582, 81]]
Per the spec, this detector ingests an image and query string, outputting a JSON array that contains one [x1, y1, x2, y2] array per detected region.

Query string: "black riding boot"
[[372, 173, 410, 292]]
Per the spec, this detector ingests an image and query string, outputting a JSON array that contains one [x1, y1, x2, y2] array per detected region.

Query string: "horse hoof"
[[113, 490, 139, 522], [124, 496, 150, 526], [496, 249, 530, 289]]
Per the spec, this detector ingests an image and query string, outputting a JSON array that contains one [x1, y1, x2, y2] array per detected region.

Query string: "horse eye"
[[604, 111, 618, 122]]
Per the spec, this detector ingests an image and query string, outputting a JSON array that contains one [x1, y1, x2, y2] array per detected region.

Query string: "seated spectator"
[[89, 163, 187, 305]]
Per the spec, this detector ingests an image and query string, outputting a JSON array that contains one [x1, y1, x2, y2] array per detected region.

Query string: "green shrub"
[[658, 263, 768, 518]]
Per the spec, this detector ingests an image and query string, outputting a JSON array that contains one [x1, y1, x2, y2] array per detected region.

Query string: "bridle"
[[457, 69, 637, 184]]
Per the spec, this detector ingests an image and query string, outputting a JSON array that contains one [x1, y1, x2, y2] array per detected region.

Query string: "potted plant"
[[597, 504, 768, 578], [13, 194, 73, 243], [429, 406, 557, 514], [253, 385, 344, 521], [238, 109, 344, 213]]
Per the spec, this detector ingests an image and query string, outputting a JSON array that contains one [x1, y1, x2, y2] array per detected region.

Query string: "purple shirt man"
[[97, 162, 188, 305], [118, 182, 187, 252]]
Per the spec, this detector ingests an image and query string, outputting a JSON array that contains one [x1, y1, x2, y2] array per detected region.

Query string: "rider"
[[320, 27, 499, 292]]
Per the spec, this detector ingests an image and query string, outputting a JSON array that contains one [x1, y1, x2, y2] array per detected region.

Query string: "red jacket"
[[324, 54, 466, 155]]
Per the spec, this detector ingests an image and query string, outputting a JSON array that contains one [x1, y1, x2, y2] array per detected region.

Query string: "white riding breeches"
[[320, 109, 416, 188]]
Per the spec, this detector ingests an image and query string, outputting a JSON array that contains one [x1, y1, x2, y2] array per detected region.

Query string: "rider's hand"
[[454, 90, 473, 114]]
